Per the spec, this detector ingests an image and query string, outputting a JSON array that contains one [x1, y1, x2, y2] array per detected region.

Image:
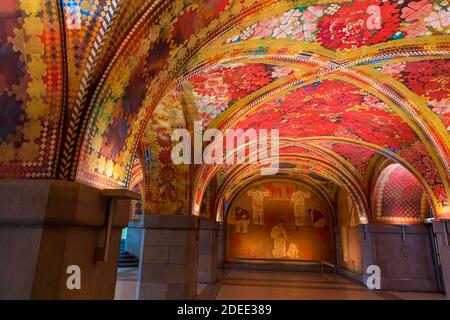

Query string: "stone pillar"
[[137, 214, 199, 300], [198, 220, 218, 283], [217, 223, 225, 271], [0, 180, 137, 300], [126, 219, 144, 257], [360, 223, 439, 292], [432, 221, 450, 299]]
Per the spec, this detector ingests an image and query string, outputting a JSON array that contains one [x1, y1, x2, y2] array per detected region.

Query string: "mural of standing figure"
[[291, 188, 311, 228], [271, 220, 287, 258], [247, 186, 270, 225], [234, 208, 250, 234]]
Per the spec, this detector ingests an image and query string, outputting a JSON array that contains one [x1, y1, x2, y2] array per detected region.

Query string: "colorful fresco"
[[0, 0, 448, 220], [75, 0, 449, 205], [231, 79, 448, 208], [337, 189, 363, 274], [373, 164, 430, 224], [225, 0, 449, 49], [76, 0, 255, 187], [234, 80, 418, 148], [0, 0, 63, 178], [376, 60, 450, 132], [226, 181, 335, 264], [140, 94, 190, 214], [318, 143, 376, 175], [184, 62, 293, 127]]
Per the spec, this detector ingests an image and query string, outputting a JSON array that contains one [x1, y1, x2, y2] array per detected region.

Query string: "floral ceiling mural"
[[225, 0, 449, 49], [231, 79, 446, 201], [318, 142, 376, 175], [0, 0, 449, 219], [183, 62, 293, 127], [376, 59, 450, 132]]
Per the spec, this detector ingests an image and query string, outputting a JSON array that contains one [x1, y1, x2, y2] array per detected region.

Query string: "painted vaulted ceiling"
[[0, 0, 449, 220]]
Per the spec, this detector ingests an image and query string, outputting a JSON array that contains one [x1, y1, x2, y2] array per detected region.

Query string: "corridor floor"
[[115, 268, 446, 300]]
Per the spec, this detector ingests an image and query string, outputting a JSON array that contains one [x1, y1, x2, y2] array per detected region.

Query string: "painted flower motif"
[[280, 9, 302, 26], [291, 6, 323, 41], [400, 142, 446, 195], [273, 23, 295, 38], [235, 79, 418, 153], [361, 94, 390, 111], [226, 64, 273, 100], [271, 67, 293, 78], [16, 141, 39, 162], [331, 143, 374, 173], [0, 142, 15, 164], [189, 66, 229, 99], [253, 17, 277, 38], [424, 9, 450, 30], [291, 21, 317, 41], [332, 127, 359, 140], [22, 121, 42, 142], [403, 60, 450, 101], [400, 0, 433, 21], [401, 21, 429, 37], [380, 62, 406, 79], [317, 0, 400, 50], [324, 3, 341, 15], [197, 95, 228, 116], [431, 98, 450, 115], [190, 63, 273, 103], [302, 5, 324, 21], [240, 24, 256, 40], [273, 9, 302, 38]]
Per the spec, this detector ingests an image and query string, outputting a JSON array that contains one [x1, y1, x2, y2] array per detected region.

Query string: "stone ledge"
[[0, 180, 129, 228]]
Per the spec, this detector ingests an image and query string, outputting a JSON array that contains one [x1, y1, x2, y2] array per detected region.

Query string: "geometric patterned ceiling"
[[373, 163, 430, 224], [0, 0, 449, 219]]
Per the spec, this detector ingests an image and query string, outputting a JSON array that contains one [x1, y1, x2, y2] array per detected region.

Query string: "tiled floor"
[[115, 268, 446, 300]]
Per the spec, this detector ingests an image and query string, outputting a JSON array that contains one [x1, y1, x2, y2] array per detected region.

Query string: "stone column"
[[360, 223, 439, 292], [125, 219, 144, 257], [198, 220, 218, 283], [217, 223, 225, 271], [0, 180, 137, 300], [432, 221, 450, 299], [137, 214, 199, 300]]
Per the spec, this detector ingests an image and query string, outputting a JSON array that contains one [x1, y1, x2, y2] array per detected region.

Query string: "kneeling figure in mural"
[[271, 220, 287, 258]]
